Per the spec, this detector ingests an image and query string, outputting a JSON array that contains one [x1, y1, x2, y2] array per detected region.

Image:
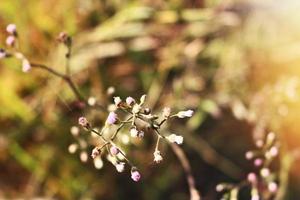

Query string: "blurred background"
[[1, 0, 300, 199]]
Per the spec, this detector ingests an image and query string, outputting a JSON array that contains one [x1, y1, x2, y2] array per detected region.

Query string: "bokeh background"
[[1, 0, 300, 199]]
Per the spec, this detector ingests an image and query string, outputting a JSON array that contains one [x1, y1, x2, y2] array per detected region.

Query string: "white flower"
[[6, 24, 17, 34], [130, 128, 139, 137], [22, 59, 31, 72], [91, 147, 101, 159], [176, 110, 194, 118], [126, 96, 135, 106], [167, 134, 183, 145], [94, 157, 104, 169], [260, 168, 270, 177], [115, 162, 125, 173], [153, 150, 163, 163], [113, 96, 122, 106]]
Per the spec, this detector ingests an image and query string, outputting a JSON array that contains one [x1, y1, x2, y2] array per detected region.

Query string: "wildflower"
[[126, 96, 135, 106], [130, 127, 139, 137], [131, 169, 141, 182], [22, 59, 31, 72], [91, 147, 101, 159], [6, 36, 15, 47], [113, 96, 122, 106], [176, 110, 194, 118], [110, 146, 119, 156], [106, 112, 118, 125], [153, 150, 163, 163], [162, 107, 171, 118], [78, 117, 90, 129], [167, 134, 183, 145], [6, 24, 17, 35], [115, 162, 125, 172]]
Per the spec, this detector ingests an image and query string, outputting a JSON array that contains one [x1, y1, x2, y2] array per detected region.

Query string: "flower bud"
[[130, 127, 139, 137], [6, 36, 15, 47], [126, 96, 135, 106], [110, 146, 119, 156], [167, 134, 183, 145], [268, 182, 278, 193], [153, 150, 163, 163], [132, 104, 141, 114], [68, 143, 78, 154], [6, 24, 17, 35], [144, 108, 151, 115], [254, 158, 263, 167], [91, 147, 101, 159], [138, 130, 144, 138], [131, 169, 141, 182], [260, 168, 270, 177], [115, 162, 125, 172], [106, 112, 118, 125], [22, 59, 31, 72], [113, 96, 122, 107], [78, 117, 90, 129], [139, 94, 146, 105], [176, 110, 194, 118], [245, 151, 254, 160], [247, 172, 257, 184], [80, 151, 88, 162]]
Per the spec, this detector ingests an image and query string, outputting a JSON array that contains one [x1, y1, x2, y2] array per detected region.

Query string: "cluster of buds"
[[1, 24, 31, 72], [216, 132, 280, 200], [75, 94, 194, 182]]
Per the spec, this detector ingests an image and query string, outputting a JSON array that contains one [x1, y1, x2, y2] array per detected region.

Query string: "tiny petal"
[[6, 36, 15, 47], [115, 162, 125, 172], [132, 104, 141, 114], [6, 24, 17, 34], [126, 96, 135, 106], [106, 112, 118, 125], [110, 146, 119, 156], [138, 131, 144, 138], [176, 110, 194, 118], [131, 170, 141, 182]]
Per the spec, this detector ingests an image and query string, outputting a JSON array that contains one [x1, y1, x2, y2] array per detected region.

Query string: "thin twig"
[[170, 144, 201, 200]]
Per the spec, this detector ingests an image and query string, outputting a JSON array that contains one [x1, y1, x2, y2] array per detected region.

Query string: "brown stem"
[[170, 144, 201, 200], [30, 62, 105, 111]]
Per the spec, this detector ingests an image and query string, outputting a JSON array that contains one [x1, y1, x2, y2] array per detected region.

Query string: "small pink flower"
[[91, 147, 100, 159], [126, 96, 135, 106], [245, 151, 254, 160], [6, 36, 15, 47], [106, 112, 118, 125], [22, 59, 31, 72], [78, 117, 89, 128], [130, 127, 139, 137], [110, 146, 119, 155], [113, 96, 122, 106], [131, 170, 141, 182], [6, 24, 17, 34]]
